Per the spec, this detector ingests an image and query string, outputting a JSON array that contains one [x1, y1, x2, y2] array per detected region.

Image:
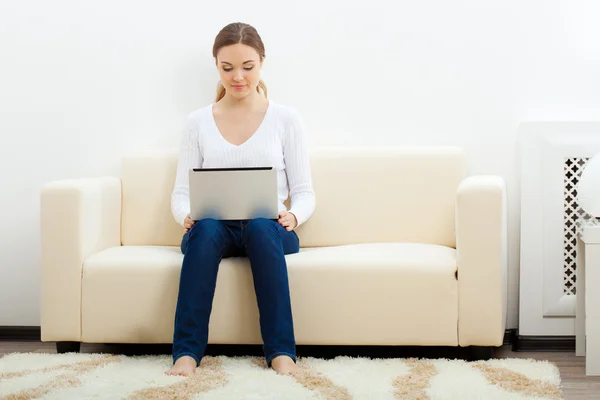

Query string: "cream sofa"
[[40, 146, 507, 356]]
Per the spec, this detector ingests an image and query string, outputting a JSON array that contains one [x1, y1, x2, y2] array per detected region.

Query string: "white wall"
[[1, 0, 599, 329]]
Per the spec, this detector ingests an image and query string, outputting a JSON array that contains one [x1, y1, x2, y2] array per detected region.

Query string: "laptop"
[[189, 167, 279, 221]]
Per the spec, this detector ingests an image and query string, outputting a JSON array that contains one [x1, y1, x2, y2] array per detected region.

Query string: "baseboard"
[[0, 326, 41, 341], [504, 329, 513, 345], [510, 331, 575, 352]]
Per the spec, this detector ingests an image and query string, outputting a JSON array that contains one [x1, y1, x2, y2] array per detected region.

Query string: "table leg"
[[576, 236, 586, 357], [585, 243, 600, 375]]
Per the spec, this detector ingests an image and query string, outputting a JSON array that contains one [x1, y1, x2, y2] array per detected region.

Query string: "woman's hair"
[[213, 22, 268, 102]]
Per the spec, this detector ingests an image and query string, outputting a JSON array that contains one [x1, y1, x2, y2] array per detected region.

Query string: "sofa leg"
[[56, 342, 81, 354], [467, 346, 494, 361]]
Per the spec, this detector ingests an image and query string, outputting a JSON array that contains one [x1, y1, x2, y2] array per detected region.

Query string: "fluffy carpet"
[[0, 353, 563, 399]]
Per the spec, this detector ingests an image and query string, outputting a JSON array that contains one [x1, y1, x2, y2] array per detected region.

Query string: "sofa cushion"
[[81, 243, 458, 345], [120, 147, 467, 248], [293, 147, 467, 248]]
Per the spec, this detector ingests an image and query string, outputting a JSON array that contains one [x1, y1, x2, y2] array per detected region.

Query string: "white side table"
[[576, 221, 600, 376]]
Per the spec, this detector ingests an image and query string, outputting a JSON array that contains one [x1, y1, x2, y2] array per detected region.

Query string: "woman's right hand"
[[184, 214, 195, 232]]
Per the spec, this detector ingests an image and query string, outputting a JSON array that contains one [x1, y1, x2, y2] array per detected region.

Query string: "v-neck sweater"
[[171, 99, 316, 228]]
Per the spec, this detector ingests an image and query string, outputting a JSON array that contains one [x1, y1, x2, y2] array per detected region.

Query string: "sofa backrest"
[[120, 147, 467, 248]]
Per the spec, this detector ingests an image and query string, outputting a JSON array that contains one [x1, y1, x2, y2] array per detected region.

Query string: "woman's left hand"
[[278, 211, 298, 231]]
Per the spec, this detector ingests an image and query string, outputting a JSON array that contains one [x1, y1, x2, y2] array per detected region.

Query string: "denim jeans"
[[172, 217, 300, 368]]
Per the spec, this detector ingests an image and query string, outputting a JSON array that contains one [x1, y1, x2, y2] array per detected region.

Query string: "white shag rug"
[[0, 353, 563, 400]]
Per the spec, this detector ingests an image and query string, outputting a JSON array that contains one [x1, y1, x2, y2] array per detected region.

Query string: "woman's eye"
[[223, 67, 253, 72]]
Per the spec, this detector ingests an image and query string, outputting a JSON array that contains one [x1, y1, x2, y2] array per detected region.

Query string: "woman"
[[166, 22, 316, 377]]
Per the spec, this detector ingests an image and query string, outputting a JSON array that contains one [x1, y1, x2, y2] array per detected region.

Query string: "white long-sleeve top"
[[171, 100, 316, 228]]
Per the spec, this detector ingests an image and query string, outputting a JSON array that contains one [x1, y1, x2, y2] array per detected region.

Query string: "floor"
[[1, 341, 599, 399]]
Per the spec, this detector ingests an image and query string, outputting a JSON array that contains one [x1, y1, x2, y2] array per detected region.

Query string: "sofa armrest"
[[455, 175, 507, 346], [40, 177, 121, 342]]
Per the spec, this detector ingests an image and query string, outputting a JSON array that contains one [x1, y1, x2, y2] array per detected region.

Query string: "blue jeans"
[[172, 217, 300, 368]]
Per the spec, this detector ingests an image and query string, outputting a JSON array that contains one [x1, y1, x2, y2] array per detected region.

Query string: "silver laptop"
[[189, 167, 279, 221]]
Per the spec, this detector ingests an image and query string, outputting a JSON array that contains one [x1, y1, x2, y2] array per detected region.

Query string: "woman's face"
[[216, 43, 263, 100]]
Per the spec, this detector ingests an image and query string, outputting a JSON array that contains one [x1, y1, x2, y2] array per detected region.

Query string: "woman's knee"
[[245, 218, 277, 233], [242, 218, 284, 252], [243, 218, 278, 239]]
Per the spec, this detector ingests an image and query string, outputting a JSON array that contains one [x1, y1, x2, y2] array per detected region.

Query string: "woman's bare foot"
[[271, 355, 297, 375], [166, 356, 197, 376]]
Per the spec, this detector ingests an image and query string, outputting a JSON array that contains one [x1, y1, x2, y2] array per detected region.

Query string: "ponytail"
[[257, 79, 268, 98], [215, 82, 226, 102]]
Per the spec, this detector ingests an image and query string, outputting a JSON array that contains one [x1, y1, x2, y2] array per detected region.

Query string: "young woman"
[[166, 22, 316, 377]]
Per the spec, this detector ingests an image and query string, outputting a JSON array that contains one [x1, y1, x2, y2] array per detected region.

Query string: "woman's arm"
[[282, 108, 316, 227], [171, 114, 203, 226]]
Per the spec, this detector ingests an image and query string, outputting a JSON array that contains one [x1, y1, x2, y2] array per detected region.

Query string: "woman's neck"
[[219, 91, 266, 111]]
